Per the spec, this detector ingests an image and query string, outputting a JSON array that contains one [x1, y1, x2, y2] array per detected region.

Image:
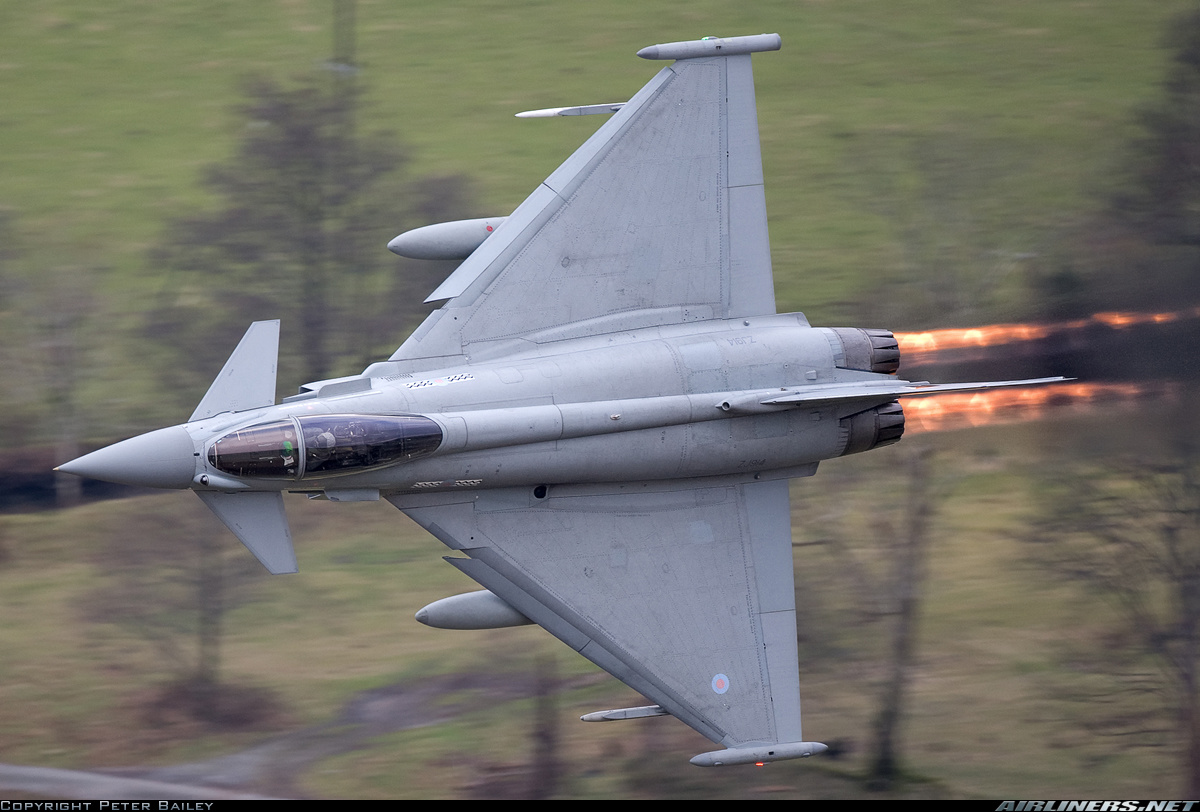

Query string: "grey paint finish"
[[387, 217, 507, 260], [57, 33, 1067, 765], [515, 102, 626, 118], [401, 46, 775, 362], [190, 319, 279, 422], [742, 478, 802, 744], [415, 589, 533, 629], [197, 491, 297, 575], [636, 33, 783, 62], [55, 425, 196, 490], [395, 478, 796, 748]]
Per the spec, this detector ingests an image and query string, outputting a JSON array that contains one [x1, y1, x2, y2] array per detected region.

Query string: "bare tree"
[[795, 445, 942, 788], [868, 447, 937, 787], [146, 75, 474, 407], [0, 215, 100, 475], [35, 264, 97, 508], [81, 499, 268, 725], [1028, 442, 1200, 795], [1124, 4, 1200, 251], [1034, 3, 1200, 319], [529, 654, 562, 799]]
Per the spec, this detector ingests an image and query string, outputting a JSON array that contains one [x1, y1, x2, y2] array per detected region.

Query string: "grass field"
[[0, 411, 1185, 798], [1, 0, 1195, 798], [2, 1, 1191, 368]]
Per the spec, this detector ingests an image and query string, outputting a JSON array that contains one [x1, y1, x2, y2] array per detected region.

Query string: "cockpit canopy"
[[207, 414, 442, 480]]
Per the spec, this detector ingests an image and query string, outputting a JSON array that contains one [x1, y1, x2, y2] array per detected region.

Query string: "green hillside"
[[1, 0, 1191, 439]]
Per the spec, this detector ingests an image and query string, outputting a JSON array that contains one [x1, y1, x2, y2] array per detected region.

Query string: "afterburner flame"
[[896, 306, 1200, 353], [905, 382, 1169, 434]]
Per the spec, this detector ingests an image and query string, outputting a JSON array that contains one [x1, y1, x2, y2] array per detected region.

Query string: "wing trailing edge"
[[759, 376, 1071, 408], [391, 477, 812, 751]]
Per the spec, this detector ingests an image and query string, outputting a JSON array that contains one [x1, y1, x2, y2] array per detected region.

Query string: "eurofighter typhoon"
[[58, 34, 1062, 767]]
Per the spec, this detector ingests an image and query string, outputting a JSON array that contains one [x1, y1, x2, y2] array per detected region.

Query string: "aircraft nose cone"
[[56, 425, 197, 490]]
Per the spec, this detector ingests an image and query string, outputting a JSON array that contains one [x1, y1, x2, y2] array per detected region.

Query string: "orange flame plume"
[[896, 307, 1200, 354], [905, 382, 1171, 434]]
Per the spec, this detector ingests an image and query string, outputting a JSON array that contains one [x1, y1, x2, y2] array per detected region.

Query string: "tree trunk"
[[869, 448, 935, 788], [194, 532, 224, 720], [529, 654, 561, 799]]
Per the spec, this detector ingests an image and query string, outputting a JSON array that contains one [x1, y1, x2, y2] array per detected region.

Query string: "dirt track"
[[0, 672, 547, 800]]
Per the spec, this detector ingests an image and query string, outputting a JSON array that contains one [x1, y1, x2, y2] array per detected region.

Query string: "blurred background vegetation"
[[3, 0, 1200, 799]]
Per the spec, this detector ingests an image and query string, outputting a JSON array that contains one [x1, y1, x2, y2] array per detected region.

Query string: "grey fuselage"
[[185, 314, 897, 498]]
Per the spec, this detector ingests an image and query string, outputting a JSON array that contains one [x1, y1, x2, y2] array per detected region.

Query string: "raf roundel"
[[712, 674, 731, 695]]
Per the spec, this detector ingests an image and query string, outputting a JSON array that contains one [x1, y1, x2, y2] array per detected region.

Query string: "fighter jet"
[[58, 33, 1063, 767]]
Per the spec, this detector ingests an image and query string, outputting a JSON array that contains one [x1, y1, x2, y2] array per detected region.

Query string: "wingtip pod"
[[690, 741, 828, 767], [637, 33, 781, 61]]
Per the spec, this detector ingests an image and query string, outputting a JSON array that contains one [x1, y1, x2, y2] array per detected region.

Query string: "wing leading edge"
[[390, 476, 824, 759], [393, 34, 782, 364]]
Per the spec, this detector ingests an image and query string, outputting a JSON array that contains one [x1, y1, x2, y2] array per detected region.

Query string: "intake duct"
[[828, 327, 900, 375], [839, 401, 905, 456]]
